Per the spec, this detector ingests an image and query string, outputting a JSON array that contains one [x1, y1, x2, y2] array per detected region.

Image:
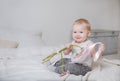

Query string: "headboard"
[[88, 30, 119, 55]]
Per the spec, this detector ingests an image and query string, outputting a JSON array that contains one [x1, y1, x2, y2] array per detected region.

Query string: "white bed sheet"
[[0, 47, 120, 81]]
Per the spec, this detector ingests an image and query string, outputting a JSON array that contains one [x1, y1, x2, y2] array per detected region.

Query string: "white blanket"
[[0, 47, 120, 81]]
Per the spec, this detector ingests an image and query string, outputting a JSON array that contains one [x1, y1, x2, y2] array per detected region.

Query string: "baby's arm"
[[88, 42, 96, 57], [91, 43, 105, 59], [93, 43, 105, 54], [91, 47, 96, 57], [63, 43, 72, 55]]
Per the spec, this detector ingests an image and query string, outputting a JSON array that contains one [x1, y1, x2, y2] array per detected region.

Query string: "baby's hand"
[[65, 43, 73, 49], [64, 43, 73, 55], [99, 44, 105, 52]]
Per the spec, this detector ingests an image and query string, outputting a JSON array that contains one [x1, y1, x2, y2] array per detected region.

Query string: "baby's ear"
[[88, 32, 91, 36]]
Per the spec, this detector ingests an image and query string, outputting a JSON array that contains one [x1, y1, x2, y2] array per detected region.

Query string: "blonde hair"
[[73, 18, 91, 32]]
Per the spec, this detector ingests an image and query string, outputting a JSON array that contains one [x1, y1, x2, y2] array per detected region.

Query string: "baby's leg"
[[54, 58, 71, 67], [54, 58, 71, 74], [65, 63, 91, 76], [48, 58, 70, 73]]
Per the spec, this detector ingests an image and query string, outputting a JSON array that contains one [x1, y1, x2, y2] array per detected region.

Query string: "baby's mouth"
[[76, 37, 81, 39]]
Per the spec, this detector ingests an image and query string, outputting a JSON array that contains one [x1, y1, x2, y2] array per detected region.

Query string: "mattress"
[[0, 47, 120, 81]]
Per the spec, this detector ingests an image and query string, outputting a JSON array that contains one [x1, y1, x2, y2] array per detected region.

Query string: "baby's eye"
[[73, 31, 77, 33], [80, 31, 83, 33]]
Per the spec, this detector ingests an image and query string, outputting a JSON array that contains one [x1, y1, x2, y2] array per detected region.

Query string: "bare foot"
[[59, 71, 70, 77]]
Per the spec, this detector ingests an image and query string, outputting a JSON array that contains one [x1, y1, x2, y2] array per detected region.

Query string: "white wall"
[[0, 0, 120, 46]]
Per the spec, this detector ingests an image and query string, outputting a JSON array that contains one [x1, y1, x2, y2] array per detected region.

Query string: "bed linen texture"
[[0, 47, 120, 81]]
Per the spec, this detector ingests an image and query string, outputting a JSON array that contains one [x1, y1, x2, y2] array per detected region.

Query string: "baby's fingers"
[[99, 44, 105, 52], [65, 43, 72, 48]]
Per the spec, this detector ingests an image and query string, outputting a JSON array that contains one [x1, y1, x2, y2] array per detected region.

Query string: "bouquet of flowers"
[[42, 45, 81, 64], [42, 47, 67, 64]]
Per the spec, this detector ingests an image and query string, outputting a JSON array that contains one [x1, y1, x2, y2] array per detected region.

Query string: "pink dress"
[[71, 40, 93, 67], [54, 40, 103, 76]]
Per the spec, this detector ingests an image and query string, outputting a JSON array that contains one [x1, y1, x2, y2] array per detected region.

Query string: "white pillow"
[[0, 39, 18, 48], [0, 27, 45, 48], [16, 35, 45, 48]]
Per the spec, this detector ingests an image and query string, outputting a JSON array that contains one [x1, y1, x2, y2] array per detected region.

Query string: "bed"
[[0, 27, 120, 81]]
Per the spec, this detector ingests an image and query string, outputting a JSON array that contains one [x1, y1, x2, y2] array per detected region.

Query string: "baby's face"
[[72, 24, 90, 43]]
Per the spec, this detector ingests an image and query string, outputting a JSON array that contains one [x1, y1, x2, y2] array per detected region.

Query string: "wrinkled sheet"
[[0, 47, 120, 81]]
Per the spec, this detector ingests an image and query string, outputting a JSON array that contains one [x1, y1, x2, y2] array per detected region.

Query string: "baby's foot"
[[59, 71, 70, 77]]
